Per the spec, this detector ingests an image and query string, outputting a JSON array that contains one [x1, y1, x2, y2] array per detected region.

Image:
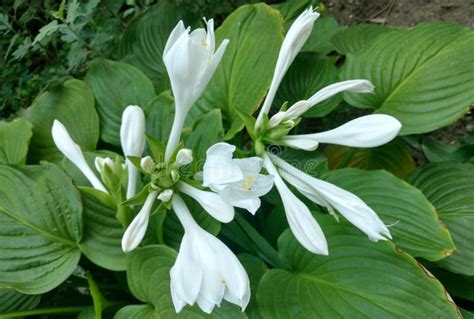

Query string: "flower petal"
[[272, 155, 391, 241], [203, 143, 243, 187], [178, 182, 235, 223], [286, 114, 402, 149], [121, 191, 157, 252], [52, 120, 107, 193], [282, 135, 319, 151], [308, 79, 374, 108], [164, 20, 187, 57], [263, 154, 328, 255]]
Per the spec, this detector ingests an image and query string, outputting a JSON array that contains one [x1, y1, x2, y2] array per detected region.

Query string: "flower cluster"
[[51, 8, 402, 315]]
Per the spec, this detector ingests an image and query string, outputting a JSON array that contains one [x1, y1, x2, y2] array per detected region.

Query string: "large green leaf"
[[79, 190, 126, 271], [184, 109, 224, 165], [323, 168, 455, 261], [325, 138, 416, 178], [301, 16, 340, 54], [330, 24, 395, 54], [408, 162, 474, 276], [274, 53, 339, 118], [257, 219, 460, 318], [0, 118, 33, 165], [0, 164, 82, 294], [145, 91, 175, 144], [124, 245, 246, 318], [0, 288, 40, 312], [192, 3, 284, 138], [119, 2, 194, 91], [25, 79, 99, 162], [341, 23, 474, 135], [85, 59, 155, 146]]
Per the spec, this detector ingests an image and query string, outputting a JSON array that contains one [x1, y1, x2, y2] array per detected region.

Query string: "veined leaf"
[[323, 168, 455, 261], [0, 288, 40, 312], [330, 24, 395, 54], [0, 164, 82, 294], [85, 59, 155, 146], [26, 79, 99, 162], [408, 162, 474, 276], [192, 3, 284, 138], [341, 23, 474, 134], [0, 118, 33, 165], [257, 219, 460, 318]]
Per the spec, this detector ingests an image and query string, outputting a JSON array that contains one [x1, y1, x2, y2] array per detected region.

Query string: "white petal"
[[229, 198, 261, 215], [263, 154, 328, 255], [282, 135, 319, 151], [164, 20, 187, 58], [178, 182, 235, 223], [268, 111, 287, 128], [170, 278, 187, 313], [308, 79, 374, 107], [52, 120, 107, 193], [199, 38, 229, 94], [170, 232, 203, 305], [121, 191, 157, 252], [157, 189, 174, 202], [203, 143, 243, 187], [272, 155, 391, 241], [121, 105, 146, 157], [232, 157, 263, 176], [256, 8, 319, 128], [291, 114, 402, 148], [175, 148, 193, 167]]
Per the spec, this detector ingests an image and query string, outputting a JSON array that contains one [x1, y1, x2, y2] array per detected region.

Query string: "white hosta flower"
[[256, 7, 319, 128], [121, 191, 157, 252], [203, 143, 274, 214], [120, 105, 146, 199], [178, 181, 234, 223], [140, 156, 155, 174], [262, 153, 328, 255], [175, 148, 193, 167], [170, 194, 250, 313], [268, 80, 374, 128], [158, 189, 174, 203], [52, 120, 107, 193], [270, 154, 392, 242], [164, 19, 229, 160], [283, 114, 402, 151]]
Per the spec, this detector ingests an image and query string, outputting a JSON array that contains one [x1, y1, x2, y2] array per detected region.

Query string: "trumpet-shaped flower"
[[255, 7, 319, 128], [164, 19, 229, 160], [121, 105, 146, 199], [203, 143, 274, 214], [271, 154, 391, 242], [52, 120, 107, 193], [170, 194, 250, 313]]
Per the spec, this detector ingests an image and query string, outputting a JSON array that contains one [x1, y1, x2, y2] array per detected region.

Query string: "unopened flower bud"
[[95, 157, 114, 173], [140, 156, 155, 173], [157, 189, 173, 202], [175, 148, 193, 167]]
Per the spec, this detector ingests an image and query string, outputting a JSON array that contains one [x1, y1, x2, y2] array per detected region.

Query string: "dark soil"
[[324, 0, 474, 27]]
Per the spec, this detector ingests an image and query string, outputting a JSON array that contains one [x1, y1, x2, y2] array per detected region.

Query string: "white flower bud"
[[140, 156, 155, 174], [157, 189, 174, 202], [95, 157, 114, 173], [175, 148, 193, 167]]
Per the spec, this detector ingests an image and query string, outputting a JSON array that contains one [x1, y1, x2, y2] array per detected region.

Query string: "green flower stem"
[[0, 306, 87, 318]]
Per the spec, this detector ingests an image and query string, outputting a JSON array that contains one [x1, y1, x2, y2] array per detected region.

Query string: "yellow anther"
[[242, 175, 255, 191]]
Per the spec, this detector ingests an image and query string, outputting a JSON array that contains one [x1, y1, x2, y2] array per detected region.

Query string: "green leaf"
[[341, 23, 474, 135], [32, 20, 59, 45], [0, 289, 40, 312], [79, 190, 126, 271], [26, 79, 99, 162], [323, 168, 455, 261], [145, 91, 175, 144], [85, 59, 155, 146], [125, 245, 246, 318], [257, 218, 460, 318], [408, 162, 474, 276], [302, 16, 340, 54], [119, 3, 194, 91], [274, 52, 339, 118], [330, 24, 395, 54], [0, 118, 33, 165], [325, 138, 416, 178], [192, 3, 284, 138], [0, 163, 82, 294], [428, 267, 474, 302], [272, 0, 315, 29], [184, 109, 224, 165], [421, 137, 474, 163]]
